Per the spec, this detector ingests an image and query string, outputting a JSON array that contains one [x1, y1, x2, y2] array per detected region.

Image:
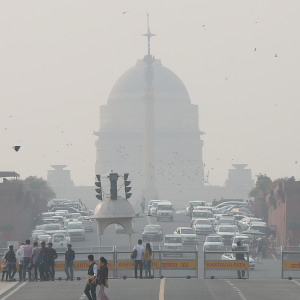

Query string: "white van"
[[157, 201, 173, 222]]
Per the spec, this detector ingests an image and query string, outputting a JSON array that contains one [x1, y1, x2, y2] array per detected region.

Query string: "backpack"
[[131, 249, 137, 260]]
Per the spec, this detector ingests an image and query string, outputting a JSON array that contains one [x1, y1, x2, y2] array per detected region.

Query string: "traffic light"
[[109, 173, 119, 200], [124, 173, 132, 200], [95, 174, 102, 200]]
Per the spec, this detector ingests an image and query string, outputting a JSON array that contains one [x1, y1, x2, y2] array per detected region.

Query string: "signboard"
[[282, 262, 300, 270], [54, 261, 114, 270], [205, 260, 248, 270], [116, 260, 197, 269]]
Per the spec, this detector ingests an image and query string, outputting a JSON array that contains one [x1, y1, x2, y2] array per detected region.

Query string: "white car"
[[37, 234, 52, 245], [185, 201, 206, 216], [174, 227, 198, 245], [115, 222, 134, 233], [150, 202, 160, 216], [67, 221, 85, 241], [221, 253, 255, 270], [44, 223, 63, 235], [216, 225, 237, 245], [191, 210, 215, 226], [52, 233, 68, 249], [31, 230, 45, 240], [203, 235, 224, 251], [53, 230, 71, 244], [163, 235, 183, 257], [193, 219, 214, 235], [77, 216, 93, 232], [147, 200, 161, 216], [211, 209, 222, 220]]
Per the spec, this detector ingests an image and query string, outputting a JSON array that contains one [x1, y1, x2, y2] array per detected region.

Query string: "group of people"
[[1, 240, 75, 282], [132, 239, 153, 279]]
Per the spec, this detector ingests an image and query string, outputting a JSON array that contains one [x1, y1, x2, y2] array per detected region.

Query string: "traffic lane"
[[164, 278, 242, 300], [228, 278, 300, 300], [1, 278, 162, 300]]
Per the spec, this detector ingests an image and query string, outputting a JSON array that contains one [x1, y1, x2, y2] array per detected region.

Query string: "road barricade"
[[281, 246, 300, 279], [204, 246, 250, 279]]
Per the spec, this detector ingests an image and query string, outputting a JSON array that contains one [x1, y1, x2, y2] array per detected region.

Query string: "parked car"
[[66, 221, 85, 241], [142, 225, 163, 241], [221, 253, 255, 270], [193, 219, 214, 235], [174, 227, 198, 245], [162, 234, 183, 257], [77, 216, 93, 232], [203, 235, 224, 251]]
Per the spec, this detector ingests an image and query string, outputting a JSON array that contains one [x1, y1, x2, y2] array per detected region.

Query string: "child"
[[1, 252, 8, 281]]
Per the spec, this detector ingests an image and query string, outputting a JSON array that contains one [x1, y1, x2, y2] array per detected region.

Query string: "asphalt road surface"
[[0, 211, 299, 299]]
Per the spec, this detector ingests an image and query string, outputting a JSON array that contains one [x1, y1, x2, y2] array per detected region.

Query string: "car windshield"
[[234, 237, 250, 243], [45, 224, 60, 230], [38, 235, 50, 240], [53, 235, 65, 242], [43, 213, 54, 218], [165, 237, 182, 243], [181, 229, 194, 234], [158, 205, 172, 210], [212, 209, 221, 214], [196, 219, 210, 224], [145, 226, 160, 231], [35, 225, 46, 230], [152, 202, 159, 207], [193, 212, 208, 218], [67, 223, 83, 229], [32, 231, 43, 238], [190, 201, 204, 207], [206, 237, 222, 242], [219, 227, 235, 232]]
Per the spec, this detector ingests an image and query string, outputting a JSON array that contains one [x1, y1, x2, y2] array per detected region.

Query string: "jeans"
[[19, 264, 23, 280], [257, 252, 262, 264], [8, 262, 17, 279], [144, 260, 151, 278], [39, 262, 47, 280], [65, 262, 74, 279], [47, 261, 55, 280], [23, 257, 31, 280], [134, 260, 143, 278], [84, 283, 97, 300], [28, 263, 39, 280]]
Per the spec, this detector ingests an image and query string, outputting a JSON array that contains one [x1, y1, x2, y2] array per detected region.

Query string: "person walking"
[[141, 199, 145, 213], [65, 244, 75, 281], [47, 243, 57, 281], [189, 205, 194, 220], [29, 242, 41, 281], [133, 239, 144, 279], [256, 241, 263, 264], [16, 243, 24, 281], [84, 255, 98, 300], [233, 241, 246, 279], [22, 239, 33, 282], [5, 245, 17, 281], [40, 241, 49, 280], [143, 243, 152, 279], [96, 257, 109, 300], [1, 251, 9, 281]]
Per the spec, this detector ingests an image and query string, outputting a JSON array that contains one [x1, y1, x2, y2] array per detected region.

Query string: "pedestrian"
[[16, 243, 24, 281], [29, 241, 41, 281], [189, 205, 194, 220], [257, 241, 263, 264], [4, 245, 17, 281], [1, 251, 9, 281], [133, 239, 144, 279], [47, 243, 57, 281], [84, 254, 98, 300], [143, 243, 152, 279], [141, 199, 145, 213], [233, 241, 246, 279], [212, 199, 218, 207], [40, 241, 49, 280], [65, 244, 75, 281], [96, 257, 109, 300], [22, 239, 33, 282]]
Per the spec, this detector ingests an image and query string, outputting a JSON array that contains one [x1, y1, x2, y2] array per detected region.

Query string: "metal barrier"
[[204, 246, 250, 279], [281, 246, 300, 279], [0, 245, 198, 279]]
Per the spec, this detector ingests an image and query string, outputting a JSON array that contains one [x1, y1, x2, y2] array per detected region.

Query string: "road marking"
[[1, 282, 27, 300], [224, 280, 247, 300], [271, 253, 278, 260], [159, 278, 165, 300], [0, 282, 18, 296], [292, 280, 300, 287]]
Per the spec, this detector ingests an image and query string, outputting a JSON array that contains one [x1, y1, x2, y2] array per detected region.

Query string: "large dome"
[[107, 59, 191, 104]]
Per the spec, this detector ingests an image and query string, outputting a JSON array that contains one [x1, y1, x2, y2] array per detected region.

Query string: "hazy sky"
[[1, 1, 299, 187]]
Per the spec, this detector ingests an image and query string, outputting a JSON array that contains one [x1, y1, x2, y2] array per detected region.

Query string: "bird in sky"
[[202, 25, 205, 27], [13, 146, 21, 152], [275, 54, 278, 57], [123, 11, 128, 14], [254, 48, 256, 51], [295, 161, 298, 164]]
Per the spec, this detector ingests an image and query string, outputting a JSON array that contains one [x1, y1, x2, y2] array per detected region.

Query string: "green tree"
[[11, 176, 56, 200], [249, 174, 272, 197]]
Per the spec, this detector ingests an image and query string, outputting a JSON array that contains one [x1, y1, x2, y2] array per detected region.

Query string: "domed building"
[[95, 57, 205, 204]]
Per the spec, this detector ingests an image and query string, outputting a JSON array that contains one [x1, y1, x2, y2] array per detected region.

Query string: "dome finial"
[[142, 12, 156, 56]]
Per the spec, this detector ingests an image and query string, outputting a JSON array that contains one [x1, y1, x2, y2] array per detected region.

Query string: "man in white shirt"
[[16, 243, 25, 281], [133, 239, 144, 279]]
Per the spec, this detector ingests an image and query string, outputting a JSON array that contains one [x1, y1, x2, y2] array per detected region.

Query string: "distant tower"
[[142, 14, 157, 200]]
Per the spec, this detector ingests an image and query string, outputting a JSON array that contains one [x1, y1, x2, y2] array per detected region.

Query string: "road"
[[0, 210, 299, 300]]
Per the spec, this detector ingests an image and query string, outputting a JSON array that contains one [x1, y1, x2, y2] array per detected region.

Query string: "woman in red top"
[[96, 257, 109, 300]]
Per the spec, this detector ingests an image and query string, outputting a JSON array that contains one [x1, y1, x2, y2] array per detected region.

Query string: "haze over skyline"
[[1, 1, 299, 188]]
